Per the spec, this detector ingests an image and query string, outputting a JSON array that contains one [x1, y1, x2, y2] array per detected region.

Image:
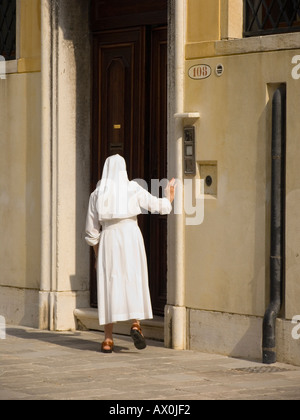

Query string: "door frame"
[[39, 0, 187, 347], [88, 0, 188, 348]]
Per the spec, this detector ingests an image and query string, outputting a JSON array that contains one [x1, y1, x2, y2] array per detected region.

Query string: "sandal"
[[101, 338, 114, 354], [130, 322, 147, 350]]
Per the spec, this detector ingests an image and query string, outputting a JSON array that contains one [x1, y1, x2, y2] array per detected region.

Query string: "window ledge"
[[174, 112, 200, 119], [186, 32, 300, 60]]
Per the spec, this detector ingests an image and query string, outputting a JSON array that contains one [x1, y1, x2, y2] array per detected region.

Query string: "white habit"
[[85, 155, 172, 326]]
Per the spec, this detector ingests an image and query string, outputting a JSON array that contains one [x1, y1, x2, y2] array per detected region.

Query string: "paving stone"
[[0, 325, 300, 401]]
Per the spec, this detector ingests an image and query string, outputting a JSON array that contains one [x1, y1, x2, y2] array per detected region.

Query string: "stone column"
[[165, 0, 187, 350], [40, 0, 90, 330]]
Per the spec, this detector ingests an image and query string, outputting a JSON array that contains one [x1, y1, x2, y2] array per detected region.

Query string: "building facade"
[[0, 0, 300, 365]]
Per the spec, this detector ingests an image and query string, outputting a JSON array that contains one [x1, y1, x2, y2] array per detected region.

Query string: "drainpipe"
[[262, 85, 286, 364]]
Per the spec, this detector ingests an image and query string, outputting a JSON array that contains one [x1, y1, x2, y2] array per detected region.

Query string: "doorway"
[[90, 0, 168, 316]]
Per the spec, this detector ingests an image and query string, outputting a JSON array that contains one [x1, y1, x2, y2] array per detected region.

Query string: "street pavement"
[[0, 325, 300, 401]]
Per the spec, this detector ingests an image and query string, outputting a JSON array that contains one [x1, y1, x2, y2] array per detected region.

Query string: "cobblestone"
[[0, 326, 299, 401]]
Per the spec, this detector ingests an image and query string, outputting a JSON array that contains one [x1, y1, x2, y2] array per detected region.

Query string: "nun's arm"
[[85, 192, 101, 246], [137, 185, 172, 215]]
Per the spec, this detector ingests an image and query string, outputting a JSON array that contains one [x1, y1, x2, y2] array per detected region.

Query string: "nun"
[[85, 154, 176, 353]]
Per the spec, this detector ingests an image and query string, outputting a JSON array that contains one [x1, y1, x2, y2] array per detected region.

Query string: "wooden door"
[[91, 28, 146, 183], [91, 16, 167, 316]]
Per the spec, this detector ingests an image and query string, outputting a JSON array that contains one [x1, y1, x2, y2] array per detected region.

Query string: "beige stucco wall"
[[187, 0, 221, 43], [0, 72, 41, 290], [18, 0, 41, 72], [0, 0, 41, 326], [185, 49, 300, 320], [183, 1, 300, 364], [186, 0, 243, 43]]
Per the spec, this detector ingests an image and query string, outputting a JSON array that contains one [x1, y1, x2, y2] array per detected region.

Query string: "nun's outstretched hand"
[[165, 178, 177, 204]]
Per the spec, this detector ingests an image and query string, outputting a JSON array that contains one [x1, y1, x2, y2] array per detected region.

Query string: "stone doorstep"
[[73, 308, 164, 341]]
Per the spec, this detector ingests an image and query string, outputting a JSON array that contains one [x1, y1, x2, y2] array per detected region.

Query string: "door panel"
[[92, 29, 145, 185]]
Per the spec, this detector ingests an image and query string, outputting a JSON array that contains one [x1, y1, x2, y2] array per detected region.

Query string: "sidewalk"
[[0, 325, 300, 400]]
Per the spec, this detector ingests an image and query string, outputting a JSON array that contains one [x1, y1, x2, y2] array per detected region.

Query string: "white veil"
[[96, 154, 142, 221]]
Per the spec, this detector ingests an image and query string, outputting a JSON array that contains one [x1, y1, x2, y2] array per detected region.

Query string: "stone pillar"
[[40, 0, 90, 330], [165, 0, 187, 350]]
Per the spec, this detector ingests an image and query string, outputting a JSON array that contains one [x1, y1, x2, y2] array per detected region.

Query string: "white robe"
[[85, 156, 172, 326]]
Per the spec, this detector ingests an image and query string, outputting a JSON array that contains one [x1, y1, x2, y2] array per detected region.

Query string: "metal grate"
[[244, 0, 300, 37], [0, 0, 16, 60], [232, 366, 294, 374]]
